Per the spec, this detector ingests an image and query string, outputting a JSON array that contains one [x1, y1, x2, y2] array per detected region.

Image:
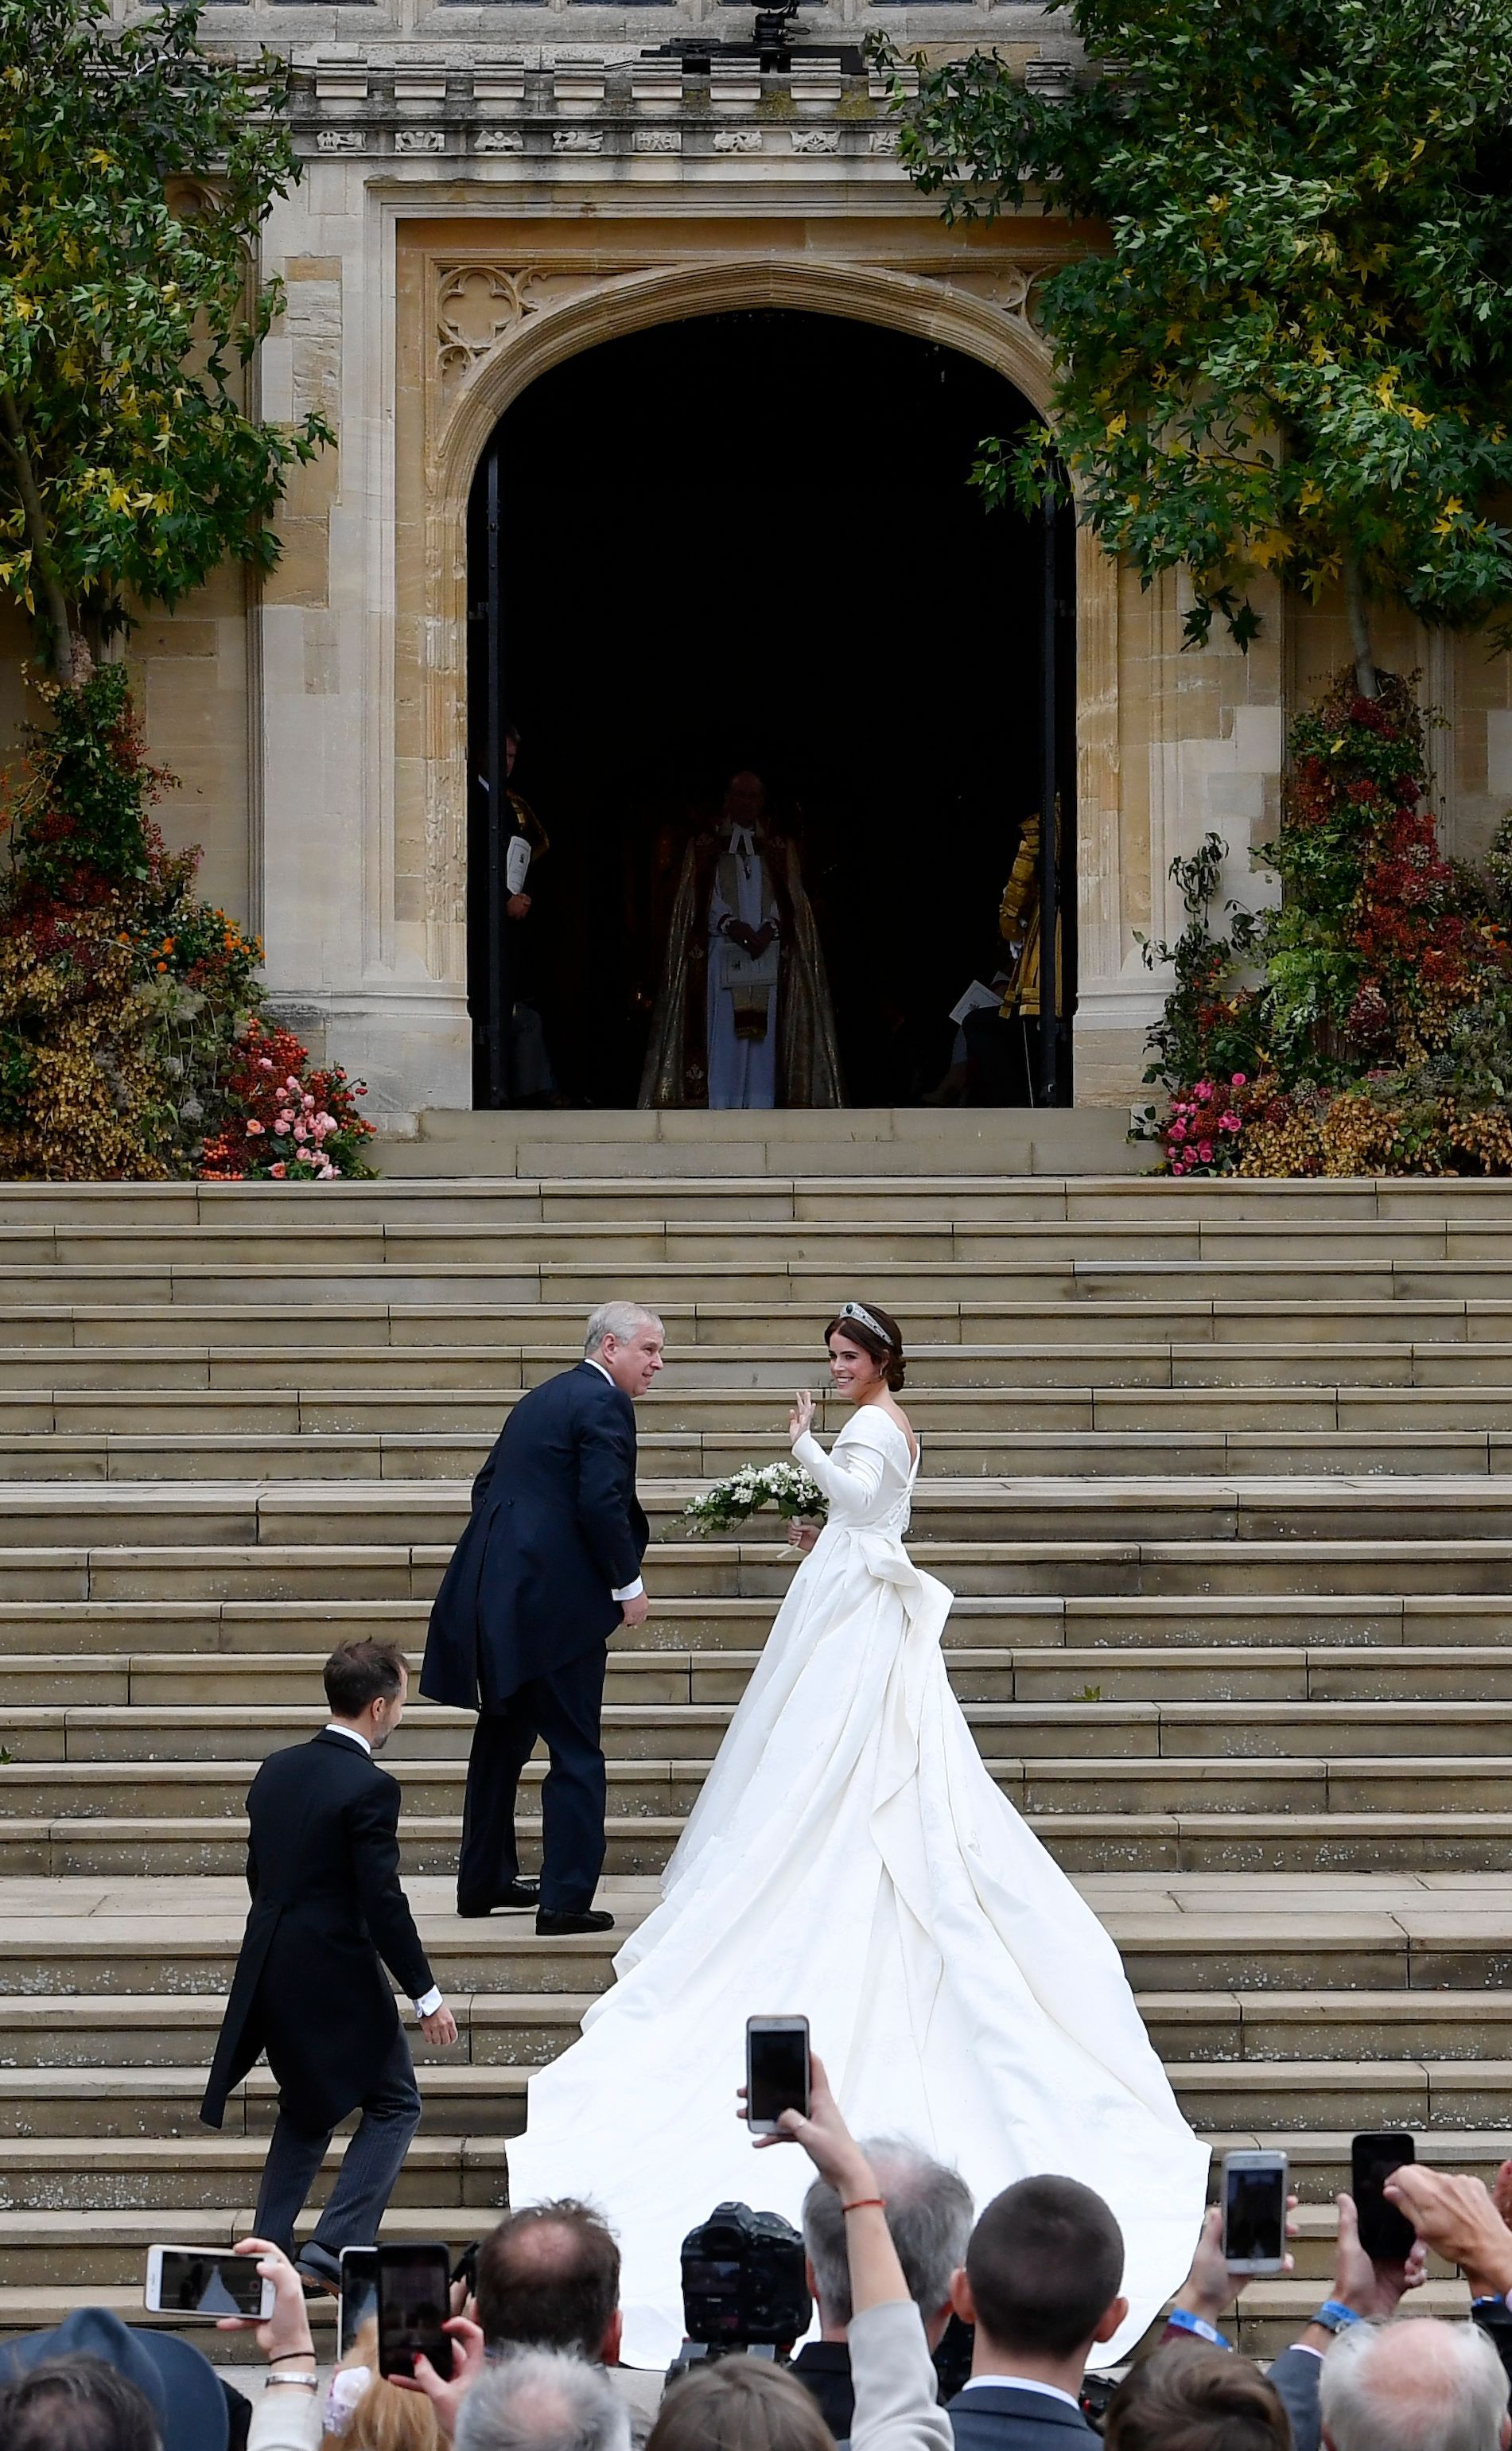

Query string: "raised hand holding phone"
[[744, 2016, 810, 2136]]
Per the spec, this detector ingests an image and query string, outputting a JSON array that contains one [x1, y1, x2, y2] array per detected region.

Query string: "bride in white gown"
[[504, 1299, 1208, 2370]]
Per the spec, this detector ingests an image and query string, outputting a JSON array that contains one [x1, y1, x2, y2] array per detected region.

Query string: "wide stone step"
[[17, 1341, 1512, 1395], [10, 1640, 1512, 1709], [13, 1171, 1512, 1222], [20, 1379, 1512, 1431], [13, 1476, 1512, 1554], [0, 2121, 1498, 2223], [8, 1986, 1509, 2072], [25, 1216, 1512, 1266], [17, 1424, 1512, 1484], [17, 1259, 1512, 1310], [18, 1536, 1512, 1605], [14, 1300, 1512, 1355], [2, 1874, 1506, 1995], [16, 1807, 1512, 1880], [10, 1696, 1512, 1764], [7, 2052, 1512, 2141], [0, 1593, 1507, 1657], [10, 1749, 1512, 1826]]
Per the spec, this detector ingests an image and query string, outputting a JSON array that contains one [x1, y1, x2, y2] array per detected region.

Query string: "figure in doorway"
[[500, 724, 557, 1104], [639, 770, 843, 1108]]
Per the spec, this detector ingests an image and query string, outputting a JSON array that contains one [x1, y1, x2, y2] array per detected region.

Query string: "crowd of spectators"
[[9, 2076, 1512, 2451]]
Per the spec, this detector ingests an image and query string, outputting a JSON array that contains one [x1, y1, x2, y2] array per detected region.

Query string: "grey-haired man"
[[422, 1302, 662, 1934]]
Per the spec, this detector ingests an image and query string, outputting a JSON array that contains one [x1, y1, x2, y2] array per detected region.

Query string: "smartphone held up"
[[143, 2247, 274, 2321], [745, 2017, 810, 2136], [1221, 2150, 1289, 2276], [1352, 2132, 1417, 2262], [376, 2241, 455, 2382]]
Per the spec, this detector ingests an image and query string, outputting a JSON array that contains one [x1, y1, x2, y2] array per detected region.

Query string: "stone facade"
[[2, 1, 1508, 1126]]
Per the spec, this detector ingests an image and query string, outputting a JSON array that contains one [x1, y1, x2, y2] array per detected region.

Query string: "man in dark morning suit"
[[200, 1640, 457, 2292], [945, 2177, 1127, 2450], [421, 1300, 663, 1936]]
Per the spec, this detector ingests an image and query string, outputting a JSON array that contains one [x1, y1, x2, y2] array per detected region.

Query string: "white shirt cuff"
[[612, 1577, 644, 1602], [414, 1986, 443, 2018]]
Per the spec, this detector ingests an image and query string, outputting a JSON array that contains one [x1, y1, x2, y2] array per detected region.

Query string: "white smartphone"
[[745, 2014, 810, 2136], [1221, 2149, 1289, 2275], [144, 2245, 275, 2319]]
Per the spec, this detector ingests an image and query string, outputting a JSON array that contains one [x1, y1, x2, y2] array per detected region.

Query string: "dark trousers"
[[253, 2025, 422, 2268], [459, 1644, 608, 1915]]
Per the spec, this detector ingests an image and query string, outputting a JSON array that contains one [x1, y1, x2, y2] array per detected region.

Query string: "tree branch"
[[1341, 550, 1378, 701], [0, 386, 75, 682]]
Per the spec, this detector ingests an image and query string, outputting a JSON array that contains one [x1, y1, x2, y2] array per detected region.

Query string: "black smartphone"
[[339, 2246, 379, 2360], [1351, 2131, 1417, 2262], [451, 2240, 480, 2301], [376, 2242, 455, 2382], [745, 2015, 810, 2134]]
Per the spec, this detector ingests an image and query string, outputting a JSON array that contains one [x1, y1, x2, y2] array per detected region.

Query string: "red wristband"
[[842, 2196, 887, 2214]]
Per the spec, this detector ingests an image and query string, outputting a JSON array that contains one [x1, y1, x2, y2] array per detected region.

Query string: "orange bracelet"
[[842, 2196, 887, 2213]]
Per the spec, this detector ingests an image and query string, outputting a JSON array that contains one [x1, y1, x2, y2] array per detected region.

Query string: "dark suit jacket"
[[791, 2340, 855, 2439], [421, 1362, 649, 1711], [947, 2383, 1098, 2449], [200, 1729, 434, 2136]]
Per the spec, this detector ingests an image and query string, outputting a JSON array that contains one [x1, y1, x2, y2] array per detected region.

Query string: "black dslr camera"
[[669, 2202, 812, 2375]]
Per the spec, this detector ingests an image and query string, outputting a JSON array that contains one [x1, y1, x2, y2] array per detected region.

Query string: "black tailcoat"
[[200, 1729, 434, 2137], [420, 1362, 648, 1711]]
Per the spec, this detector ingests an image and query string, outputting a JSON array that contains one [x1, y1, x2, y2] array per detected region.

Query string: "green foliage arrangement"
[[898, 0, 1512, 693], [1139, 674, 1512, 1176], [0, 0, 332, 679], [0, 663, 372, 1181]]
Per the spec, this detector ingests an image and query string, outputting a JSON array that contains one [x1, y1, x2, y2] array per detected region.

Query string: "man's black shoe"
[[457, 1879, 539, 1917], [294, 2244, 343, 2296], [535, 1907, 615, 1936]]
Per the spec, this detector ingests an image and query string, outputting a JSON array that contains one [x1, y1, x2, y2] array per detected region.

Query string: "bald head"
[[476, 2201, 621, 2363], [1321, 2317, 1510, 2451]]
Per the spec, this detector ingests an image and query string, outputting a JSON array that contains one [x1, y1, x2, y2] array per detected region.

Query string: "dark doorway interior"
[[467, 309, 1074, 1108]]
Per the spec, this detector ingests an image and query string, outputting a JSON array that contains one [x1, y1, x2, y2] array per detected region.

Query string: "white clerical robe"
[[706, 824, 780, 1110]]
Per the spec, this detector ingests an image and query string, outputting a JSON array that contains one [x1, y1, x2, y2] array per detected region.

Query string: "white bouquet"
[[683, 1458, 827, 1537]]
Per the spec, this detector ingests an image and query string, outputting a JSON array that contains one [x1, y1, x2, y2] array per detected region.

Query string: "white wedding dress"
[[505, 1408, 1209, 2367]]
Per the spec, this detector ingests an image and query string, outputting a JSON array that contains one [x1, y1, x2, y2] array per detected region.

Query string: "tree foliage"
[[0, 0, 331, 676], [900, 0, 1512, 690]]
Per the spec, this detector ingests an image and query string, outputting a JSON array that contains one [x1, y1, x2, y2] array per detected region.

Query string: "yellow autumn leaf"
[[1106, 412, 1127, 439], [1247, 530, 1291, 570]]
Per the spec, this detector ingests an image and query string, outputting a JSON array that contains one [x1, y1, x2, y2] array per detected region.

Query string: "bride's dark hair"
[[824, 1301, 907, 1394]]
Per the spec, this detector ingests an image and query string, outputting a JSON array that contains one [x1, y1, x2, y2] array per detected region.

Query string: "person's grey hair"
[[584, 1302, 663, 1359], [803, 2136, 974, 2329], [454, 2350, 630, 2451], [1319, 2315, 1510, 2451]]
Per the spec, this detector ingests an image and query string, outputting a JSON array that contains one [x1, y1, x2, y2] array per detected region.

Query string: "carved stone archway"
[[393, 231, 1117, 1011]]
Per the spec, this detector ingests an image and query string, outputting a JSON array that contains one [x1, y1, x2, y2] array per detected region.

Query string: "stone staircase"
[[4, 1165, 1512, 2358]]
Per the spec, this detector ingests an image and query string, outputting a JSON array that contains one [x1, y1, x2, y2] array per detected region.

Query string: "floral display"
[[1141, 672, 1512, 1178], [683, 1461, 828, 1536], [199, 1020, 375, 1183], [0, 663, 372, 1181]]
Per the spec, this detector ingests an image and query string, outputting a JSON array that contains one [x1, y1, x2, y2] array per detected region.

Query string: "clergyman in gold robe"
[[638, 771, 844, 1108]]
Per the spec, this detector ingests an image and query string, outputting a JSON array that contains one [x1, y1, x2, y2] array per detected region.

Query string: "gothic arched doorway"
[[465, 308, 1075, 1109]]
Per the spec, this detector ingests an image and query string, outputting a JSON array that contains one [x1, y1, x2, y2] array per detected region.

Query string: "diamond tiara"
[[838, 1301, 893, 1348]]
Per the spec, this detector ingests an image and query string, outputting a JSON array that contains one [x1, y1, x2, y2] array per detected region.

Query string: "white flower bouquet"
[[683, 1458, 828, 1537]]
